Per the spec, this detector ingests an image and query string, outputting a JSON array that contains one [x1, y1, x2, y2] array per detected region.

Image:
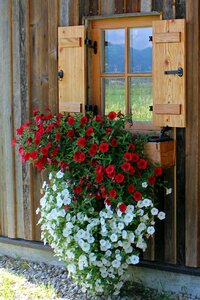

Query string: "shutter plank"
[[58, 26, 86, 113], [152, 19, 186, 127]]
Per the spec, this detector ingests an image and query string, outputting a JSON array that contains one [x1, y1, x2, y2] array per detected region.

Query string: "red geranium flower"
[[132, 153, 140, 162], [90, 143, 98, 152], [80, 116, 88, 125], [123, 152, 132, 161], [109, 189, 117, 198], [154, 167, 163, 177], [101, 190, 107, 198], [74, 186, 82, 194], [121, 162, 131, 172], [111, 138, 118, 147], [86, 126, 94, 137], [108, 111, 117, 120], [56, 132, 61, 142], [12, 138, 17, 147], [67, 129, 74, 137], [16, 126, 25, 135], [77, 137, 86, 147], [105, 198, 111, 206], [95, 165, 104, 174], [41, 147, 48, 156], [115, 173, 125, 183], [106, 164, 115, 175], [137, 159, 148, 170], [128, 143, 135, 151], [96, 114, 103, 122], [52, 148, 59, 156], [133, 191, 142, 201], [95, 173, 104, 183], [30, 150, 38, 160], [106, 128, 112, 135], [128, 184, 135, 193], [119, 203, 127, 213], [64, 205, 70, 211], [68, 117, 75, 125], [148, 176, 156, 185], [46, 124, 53, 132], [99, 142, 109, 153]]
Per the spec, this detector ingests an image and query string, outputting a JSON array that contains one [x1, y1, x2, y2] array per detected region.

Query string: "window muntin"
[[91, 16, 160, 130]]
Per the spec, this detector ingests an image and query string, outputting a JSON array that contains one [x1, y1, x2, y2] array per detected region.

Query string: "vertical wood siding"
[[1, 0, 199, 269]]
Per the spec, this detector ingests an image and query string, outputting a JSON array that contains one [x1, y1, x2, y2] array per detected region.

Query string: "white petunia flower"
[[110, 233, 118, 242], [42, 181, 47, 189], [122, 230, 128, 239], [56, 170, 64, 179], [52, 184, 57, 191], [105, 250, 112, 257], [158, 211, 166, 220], [118, 222, 125, 230], [112, 259, 121, 268], [142, 182, 148, 188], [68, 263, 76, 274], [49, 173, 52, 180], [147, 226, 155, 235], [151, 207, 158, 216], [166, 188, 172, 195], [129, 254, 139, 264]]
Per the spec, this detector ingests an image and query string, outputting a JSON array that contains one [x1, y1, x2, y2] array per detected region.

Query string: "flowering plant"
[[15, 110, 167, 296]]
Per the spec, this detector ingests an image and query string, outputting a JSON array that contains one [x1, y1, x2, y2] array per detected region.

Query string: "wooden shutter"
[[58, 26, 86, 113], [152, 19, 186, 127]]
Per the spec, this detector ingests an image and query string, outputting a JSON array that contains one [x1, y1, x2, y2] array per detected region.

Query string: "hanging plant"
[[14, 109, 168, 296]]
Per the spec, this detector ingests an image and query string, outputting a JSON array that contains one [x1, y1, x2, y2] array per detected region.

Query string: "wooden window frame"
[[89, 14, 161, 131]]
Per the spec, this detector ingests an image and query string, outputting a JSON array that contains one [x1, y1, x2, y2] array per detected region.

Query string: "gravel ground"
[[0, 255, 199, 300]]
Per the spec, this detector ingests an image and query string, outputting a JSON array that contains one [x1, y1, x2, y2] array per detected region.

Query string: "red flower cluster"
[[15, 110, 164, 211]]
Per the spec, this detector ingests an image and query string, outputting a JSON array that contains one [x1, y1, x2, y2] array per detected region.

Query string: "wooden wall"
[[0, 0, 200, 268]]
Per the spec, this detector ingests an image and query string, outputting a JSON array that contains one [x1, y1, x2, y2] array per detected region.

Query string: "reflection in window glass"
[[129, 27, 152, 73], [103, 29, 125, 73], [129, 78, 152, 122], [102, 78, 125, 115]]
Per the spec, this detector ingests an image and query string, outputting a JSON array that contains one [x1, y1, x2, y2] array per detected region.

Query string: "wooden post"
[[185, 0, 200, 267], [0, 0, 15, 238], [12, 0, 33, 240]]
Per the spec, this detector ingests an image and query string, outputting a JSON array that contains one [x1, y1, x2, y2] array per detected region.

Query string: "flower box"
[[144, 140, 176, 168]]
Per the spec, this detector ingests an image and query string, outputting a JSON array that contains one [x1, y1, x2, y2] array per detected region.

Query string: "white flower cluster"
[[37, 171, 165, 296]]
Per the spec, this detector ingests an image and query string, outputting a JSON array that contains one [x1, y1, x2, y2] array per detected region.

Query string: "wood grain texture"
[[30, 0, 49, 241], [114, 0, 124, 14], [0, 0, 16, 238], [154, 32, 181, 43], [185, 0, 200, 267], [12, 0, 32, 239], [48, 0, 59, 114], [58, 26, 86, 113], [100, 0, 115, 16], [141, 0, 152, 12], [152, 19, 186, 127], [126, 0, 140, 12]]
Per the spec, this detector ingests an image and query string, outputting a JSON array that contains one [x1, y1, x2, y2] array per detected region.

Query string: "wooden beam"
[[0, 0, 16, 238], [185, 0, 200, 267]]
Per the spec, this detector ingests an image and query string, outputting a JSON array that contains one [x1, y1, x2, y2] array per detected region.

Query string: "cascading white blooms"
[[37, 171, 165, 296]]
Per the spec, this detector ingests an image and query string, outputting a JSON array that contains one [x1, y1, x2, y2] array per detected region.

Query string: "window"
[[91, 15, 160, 130]]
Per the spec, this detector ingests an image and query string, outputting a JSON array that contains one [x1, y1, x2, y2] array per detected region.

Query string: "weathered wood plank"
[[30, 0, 49, 241], [89, 0, 100, 15], [0, 0, 15, 238], [152, 0, 163, 12], [48, 0, 58, 114], [185, 0, 200, 267], [141, 0, 152, 12], [100, 0, 115, 16], [126, 0, 140, 13], [162, 0, 175, 19], [114, 0, 124, 14], [12, 0, 32, 239], [176, 0, 186, 19]]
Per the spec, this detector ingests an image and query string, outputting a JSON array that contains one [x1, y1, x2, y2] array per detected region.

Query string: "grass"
[[0, 269, 57, 300], [104, 79, 152, 122]]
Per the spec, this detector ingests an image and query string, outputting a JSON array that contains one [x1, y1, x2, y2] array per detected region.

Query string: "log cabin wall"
[[0, 0, 199, 269]]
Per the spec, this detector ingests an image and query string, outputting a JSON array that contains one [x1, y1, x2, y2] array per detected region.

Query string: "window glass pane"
[[102, 29, 125, 73], [102, 78, 125, 115], [129, 27, 152, 73], [129, 77, 152, 122]]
